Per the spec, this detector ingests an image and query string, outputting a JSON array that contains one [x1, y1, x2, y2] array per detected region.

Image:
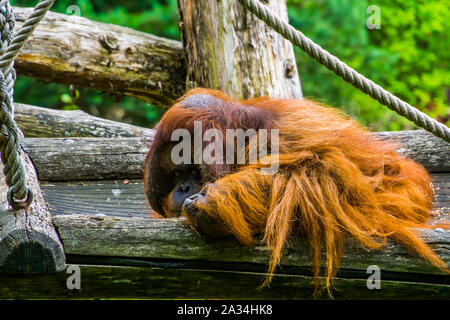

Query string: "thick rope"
[[238, 0, 450, 143], [0, 0, 55, 73], [0, 0, 54, 209], [0, 0, 28, 207]]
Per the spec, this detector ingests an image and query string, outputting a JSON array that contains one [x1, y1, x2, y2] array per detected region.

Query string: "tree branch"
[[13, 7, 186, 107]]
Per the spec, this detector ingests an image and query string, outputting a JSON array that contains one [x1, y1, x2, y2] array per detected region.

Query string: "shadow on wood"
[[0, 264, 449, 299]]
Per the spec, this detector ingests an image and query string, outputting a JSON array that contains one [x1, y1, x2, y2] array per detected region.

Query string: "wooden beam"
[[177, 0, 302, 99], [376, 130, 450, 173], [0, 264, 448, 299], [31, 175, 448, 299], [52, 208, 450, 276], [23, 137, 151, 181], [41, 172, 448, 278], [39, 173, 449, 219], [13, 7, 186, 107], [14, 104, 450, 174], [0, 153, 65, 273], [21, 130, 449, 181], [15, 103, 154, 138]]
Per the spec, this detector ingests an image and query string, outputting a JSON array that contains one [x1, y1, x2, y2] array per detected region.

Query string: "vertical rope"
[[0, 0, 56, 73], [0, 0, 54, 209], [0, 0, 30, 208]]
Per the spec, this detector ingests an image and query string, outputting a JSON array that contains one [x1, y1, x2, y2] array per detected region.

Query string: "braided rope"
[[0, 0, 28, 206], [0, 0, 55, 73], [0, 0, 54, 209], [238, 0, 450, 143]]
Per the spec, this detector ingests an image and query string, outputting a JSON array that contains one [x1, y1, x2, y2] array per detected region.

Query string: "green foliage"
[[9, 0, 450, 131], [368, 0, 450, 127], [287, 0, 449, 131]]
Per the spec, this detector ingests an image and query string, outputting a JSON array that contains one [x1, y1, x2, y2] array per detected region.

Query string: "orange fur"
[[146, 88, 448, 297]]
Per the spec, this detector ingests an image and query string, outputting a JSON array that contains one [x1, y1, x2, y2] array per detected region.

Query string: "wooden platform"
[[42, 179, 150, 218], [0, 130, 449, 299], [40, 176, 449, 275], [4, 174, 443, 299]]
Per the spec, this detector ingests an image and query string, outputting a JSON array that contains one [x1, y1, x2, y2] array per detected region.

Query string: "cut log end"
[[0, 226, 66, 273], [0, 153, 66, 274]]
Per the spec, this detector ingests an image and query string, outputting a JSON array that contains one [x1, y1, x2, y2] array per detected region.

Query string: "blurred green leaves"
[[288, 0, 449, 131]]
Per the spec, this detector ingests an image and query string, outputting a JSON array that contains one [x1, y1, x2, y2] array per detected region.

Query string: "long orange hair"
[[146, 88, 448, 296]]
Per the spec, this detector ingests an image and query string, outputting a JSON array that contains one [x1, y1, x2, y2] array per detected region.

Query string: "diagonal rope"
[[238, 0, 450, 143], [0, 0, 55, 73], [0, 0, 55, 209]]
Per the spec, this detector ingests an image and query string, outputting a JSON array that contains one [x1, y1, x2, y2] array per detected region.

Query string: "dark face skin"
[[146, 140, 219, 218], [163, 169, 203, 217]]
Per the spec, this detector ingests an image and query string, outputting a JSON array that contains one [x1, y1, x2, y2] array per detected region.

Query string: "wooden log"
[[0, 153, 65, 273], [376, 130, 450, 173], [41, 180, 152, 218], [0, 264, 448, 299], [33, 175, 448, 298], [22, 130, 449, 181], [52, 213, 449, 276], [177, 0, 302, 99], [23, 137, 152, 181], [13, 7, 186, 108], [14, 103, 450, 171], [15, 103, 154, 138], [39, 173, 449, 219]]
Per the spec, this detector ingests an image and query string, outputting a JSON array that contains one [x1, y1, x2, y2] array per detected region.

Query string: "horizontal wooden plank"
[[41, 173, 449, 219], [23, 130, 450, 181], [376, 130, 450, 172], [42, 179, 151, 217], [51, 207, 450, 276], [24, 137, 151, 181], [0, 264, 448, 299], [13, 7, 185, 107], [42, 174, 449, 277], [16, 103, 154, 138]]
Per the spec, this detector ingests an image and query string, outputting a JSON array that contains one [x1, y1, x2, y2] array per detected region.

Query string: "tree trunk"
[[177, 0, 302, 100]]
